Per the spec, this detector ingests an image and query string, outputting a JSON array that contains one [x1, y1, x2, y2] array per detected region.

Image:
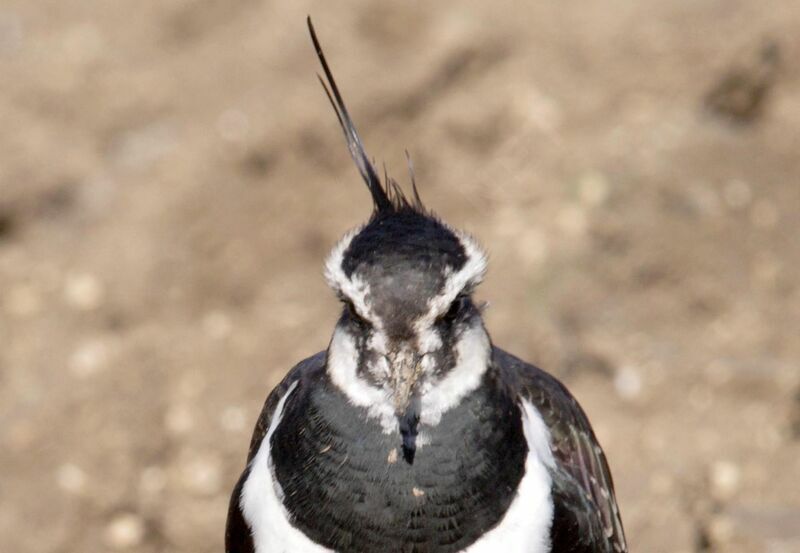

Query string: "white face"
[[323, 220, 491, 432]]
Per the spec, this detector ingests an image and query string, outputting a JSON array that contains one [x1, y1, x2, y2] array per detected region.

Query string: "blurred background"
[[1, 1, 799, 552]]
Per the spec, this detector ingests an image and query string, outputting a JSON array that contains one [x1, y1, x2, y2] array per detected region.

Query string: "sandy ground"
[[1, 1, 799, 552]]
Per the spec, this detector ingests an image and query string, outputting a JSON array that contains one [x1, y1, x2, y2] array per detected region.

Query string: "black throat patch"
[[270, 372, 527, 553]]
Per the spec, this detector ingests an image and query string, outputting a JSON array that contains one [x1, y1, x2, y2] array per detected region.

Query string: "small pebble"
[[69, 339, 110, 378], [220, 405, 247, 433], [515, 87, 562, 133], [180, 455, 222, 496], [687, 182, 722, 217], [104, 513, 145, 549], [614, 366, 643, 400], [203, 310, 233, 339], [164, 405, 194, 435], [140, 465, 167, 497], [710, 460, 741, 500], [109, 122, 176, 171], [64, 272, 104, 311], [56, 463, 87, 494]]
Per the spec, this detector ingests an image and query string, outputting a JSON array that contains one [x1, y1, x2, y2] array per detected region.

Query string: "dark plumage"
[[271, 362, 526, 551], [342, 211, 467, 279], [227, 349, 627, 552]]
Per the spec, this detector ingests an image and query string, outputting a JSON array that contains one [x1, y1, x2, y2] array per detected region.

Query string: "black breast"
[[270, 374, 527, 553]]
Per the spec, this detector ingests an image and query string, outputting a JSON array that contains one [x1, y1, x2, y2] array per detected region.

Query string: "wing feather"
[[493, 347, 628, 553]]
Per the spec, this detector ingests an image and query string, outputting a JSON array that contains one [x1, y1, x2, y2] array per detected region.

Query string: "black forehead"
[[342, 210, 467, 277]]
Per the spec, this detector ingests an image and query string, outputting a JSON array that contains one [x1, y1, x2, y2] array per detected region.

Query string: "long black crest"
[[307, 17, 423, 215]]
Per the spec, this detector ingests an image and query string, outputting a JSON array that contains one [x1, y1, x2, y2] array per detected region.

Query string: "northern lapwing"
[[225, 18, 627, 553]]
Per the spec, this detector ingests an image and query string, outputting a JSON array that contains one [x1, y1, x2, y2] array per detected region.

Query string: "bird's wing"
[[224, 351, 327, 553], [493, 347, 628, 553]]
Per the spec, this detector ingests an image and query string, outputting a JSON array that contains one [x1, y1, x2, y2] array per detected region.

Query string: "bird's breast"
[[269, 375, 527, 553]]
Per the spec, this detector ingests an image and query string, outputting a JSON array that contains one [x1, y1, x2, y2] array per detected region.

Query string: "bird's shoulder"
[[226, 352, 327, 553], [490, 346, 628, 553], [245, 351, 327, 463]]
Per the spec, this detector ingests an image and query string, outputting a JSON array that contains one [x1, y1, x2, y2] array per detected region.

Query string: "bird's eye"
[[439, 294, 468, 325], [343, 300, 369, 327]]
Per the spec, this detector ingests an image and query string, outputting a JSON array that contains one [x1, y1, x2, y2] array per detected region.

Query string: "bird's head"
[[309, 19, 491, 462], [326, 203, 488, 417]]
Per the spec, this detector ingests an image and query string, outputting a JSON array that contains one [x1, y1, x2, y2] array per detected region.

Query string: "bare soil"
[[1, 1, 799, 552]]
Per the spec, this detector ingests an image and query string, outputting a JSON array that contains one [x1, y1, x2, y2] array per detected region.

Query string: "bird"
[[225, 17, 627, 553]]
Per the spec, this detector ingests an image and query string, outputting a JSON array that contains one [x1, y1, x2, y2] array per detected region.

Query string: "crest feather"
[[307, 17, 424, 216]]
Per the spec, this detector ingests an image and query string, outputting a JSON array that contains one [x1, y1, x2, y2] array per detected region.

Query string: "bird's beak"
[[388, 347, 423, 464], [388, 347, 422, 414]]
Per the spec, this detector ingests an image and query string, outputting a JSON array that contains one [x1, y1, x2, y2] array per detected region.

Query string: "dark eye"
[[439, 295, 468, 325], [343, 300, 369, 327]]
